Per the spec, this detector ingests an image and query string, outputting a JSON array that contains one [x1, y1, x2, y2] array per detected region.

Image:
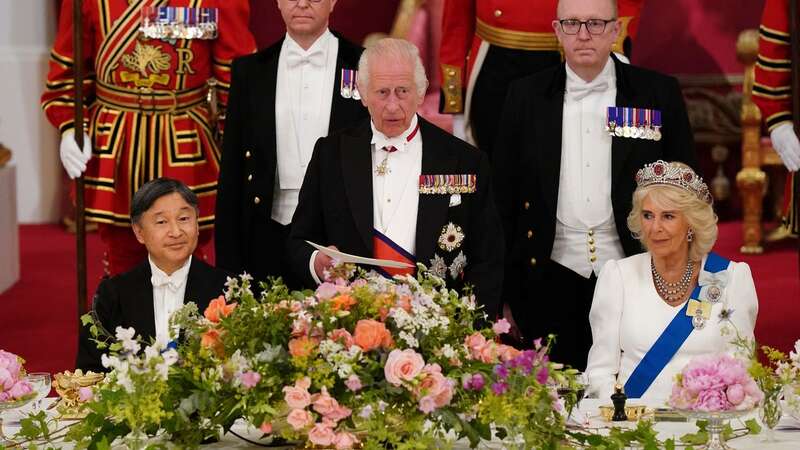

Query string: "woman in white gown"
[[585, 161, 758, 401]]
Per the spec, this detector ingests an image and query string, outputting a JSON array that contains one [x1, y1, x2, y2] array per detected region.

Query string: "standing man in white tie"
[[77, 178, 229, 373], [215, 0, 368, 287], [493, 0, 697, 369], [288, 38, 504, 320]]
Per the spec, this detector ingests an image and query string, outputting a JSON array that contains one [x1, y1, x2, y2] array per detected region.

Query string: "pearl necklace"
[[651, 258, 694, 304]]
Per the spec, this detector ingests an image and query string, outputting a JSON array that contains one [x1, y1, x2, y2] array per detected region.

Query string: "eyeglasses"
[[558, 18, 616, 35]]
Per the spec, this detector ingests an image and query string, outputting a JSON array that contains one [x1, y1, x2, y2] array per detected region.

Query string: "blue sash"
[[623, 252, 730, 398]]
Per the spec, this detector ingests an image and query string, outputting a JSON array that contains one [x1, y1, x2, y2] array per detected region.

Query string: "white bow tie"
[[286, 48, 325, 69], [569, 80, 609, 101], [151, 273, 183, 292]]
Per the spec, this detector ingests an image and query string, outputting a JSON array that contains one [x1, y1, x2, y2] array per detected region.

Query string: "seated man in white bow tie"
[[77, 178, 229, 372]]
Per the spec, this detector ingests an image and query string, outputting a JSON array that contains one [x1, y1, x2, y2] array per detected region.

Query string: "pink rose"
[[316, 282, 340, 300], [291, 318, 311, 337], [332, 431, 360, 449], [464, 332, 487, 356], [286, 409, 313, 430], [259, 422, 273, 434], [312, 387, 339, 416], [283, 385, 311, 410], [8, 380, 33, 400], [384, 349, 425, 386], [329, 329, 355, 349], [493, 318, 511, 335], [0, 391, 9, 402], [308, 422, 336, 446], [726, 384, 745, 406], [477, 343, 498, 363], [239, 371, 261, 389], [497, 344, 521, 362], [326, 404, 352, 423], [345, 374, 362, 392], [78, 386, 94, 402]]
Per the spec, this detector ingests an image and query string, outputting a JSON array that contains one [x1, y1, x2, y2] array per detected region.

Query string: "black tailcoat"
[[288, 118, 504, 319]]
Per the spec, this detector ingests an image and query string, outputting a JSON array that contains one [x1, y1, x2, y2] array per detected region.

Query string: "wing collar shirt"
[[551, 57, 625, 278], [149, 255, 191, 345], [307, 115, 423, 284], [273, 29, 338, 225]]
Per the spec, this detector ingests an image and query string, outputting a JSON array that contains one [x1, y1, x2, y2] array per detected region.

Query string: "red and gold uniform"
[[753, 0, 798, 234], [42, 0, 256, 274], [439, 0, 644, 155]]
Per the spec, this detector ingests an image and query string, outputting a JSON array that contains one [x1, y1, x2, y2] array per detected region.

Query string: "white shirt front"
[[371, 114, 422, 255], [551, 57, 624, 278], [149, 255, 192, 345], [308, 116, 423, 284], [273, 29, 339, 225], [585, 253, 759, 401]]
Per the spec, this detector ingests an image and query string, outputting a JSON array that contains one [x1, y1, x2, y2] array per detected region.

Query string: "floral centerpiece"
[[58, 265, 576, 449], [0, 350, 34, 406], [669, 354, 763, 412]]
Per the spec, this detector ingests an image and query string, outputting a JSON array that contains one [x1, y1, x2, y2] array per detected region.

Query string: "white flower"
[[162, 348, 179, 366], [441, 344, 457, 359], [115, 326, 136, 342]]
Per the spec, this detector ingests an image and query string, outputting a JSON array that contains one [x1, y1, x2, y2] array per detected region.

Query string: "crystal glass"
[[676, 408, 754, 450], [784, 382, 800, 422], [759, 387, 783, 442], [24, 372, 51, 412]]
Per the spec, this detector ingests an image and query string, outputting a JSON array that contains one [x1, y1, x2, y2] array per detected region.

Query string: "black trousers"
[[470, 46, 561, 158], [521, 260, 597, 372], [261, 219, 302, 291]]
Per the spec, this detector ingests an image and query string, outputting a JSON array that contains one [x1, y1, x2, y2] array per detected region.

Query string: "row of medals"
[[607, 122, 662, 141], [140, 22, 218, 40]]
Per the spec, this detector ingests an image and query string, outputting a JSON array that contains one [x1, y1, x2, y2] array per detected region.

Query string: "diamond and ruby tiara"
[[635, 160, 713, 204]]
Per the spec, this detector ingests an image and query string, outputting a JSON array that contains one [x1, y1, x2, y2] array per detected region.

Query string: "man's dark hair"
[[130, 178, 199, 225]]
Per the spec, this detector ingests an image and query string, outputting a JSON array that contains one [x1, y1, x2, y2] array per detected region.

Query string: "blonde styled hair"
[[627, 168, 718, 262]]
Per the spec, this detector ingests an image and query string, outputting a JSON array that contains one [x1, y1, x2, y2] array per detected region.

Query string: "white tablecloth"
[[3, 398, 799, 449]]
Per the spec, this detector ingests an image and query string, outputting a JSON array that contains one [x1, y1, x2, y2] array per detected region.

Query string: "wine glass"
[[23, 372, 51, 412]]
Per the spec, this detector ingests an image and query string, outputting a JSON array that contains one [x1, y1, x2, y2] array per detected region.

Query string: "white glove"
[[60, 129, 92, 179], [770, 123, 800, 172]]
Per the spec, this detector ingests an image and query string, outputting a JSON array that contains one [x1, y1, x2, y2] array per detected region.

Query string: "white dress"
[[585, 252, 758, 401]]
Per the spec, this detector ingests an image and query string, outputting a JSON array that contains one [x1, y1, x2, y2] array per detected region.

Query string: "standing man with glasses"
[[215, 0, 368, 286], [493, 0, 696, 369], [438, 0, 644, 157]]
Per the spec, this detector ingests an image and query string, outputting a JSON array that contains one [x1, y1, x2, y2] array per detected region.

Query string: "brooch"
[[438, 222, 464, 252]]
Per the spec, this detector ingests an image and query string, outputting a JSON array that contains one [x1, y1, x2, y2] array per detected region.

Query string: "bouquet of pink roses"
[[669, 354, 764, 412], [0, 349, 34, 404]]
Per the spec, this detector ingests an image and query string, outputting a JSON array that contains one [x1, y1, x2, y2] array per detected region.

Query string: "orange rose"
[[204, 295, 237, 323], [353, 319, 393, 352], [330, 294, 357, 312], [288, 336, 319, 358], [201, 328, 224, 356]]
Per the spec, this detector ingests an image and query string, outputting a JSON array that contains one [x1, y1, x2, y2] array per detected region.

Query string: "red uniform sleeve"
[[753, 0, 792, 131], [40, 0, 96, 135], [438, 0, 476, 113], [212, 0, 257, 133]]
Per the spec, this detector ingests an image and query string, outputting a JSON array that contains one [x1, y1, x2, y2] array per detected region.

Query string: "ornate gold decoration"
[[476, 18, 560, 52], [441, 64, 463, 113], [53, 370, 105, 418], [121, 42, 172, 87], [599, 403, 648, 421]]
